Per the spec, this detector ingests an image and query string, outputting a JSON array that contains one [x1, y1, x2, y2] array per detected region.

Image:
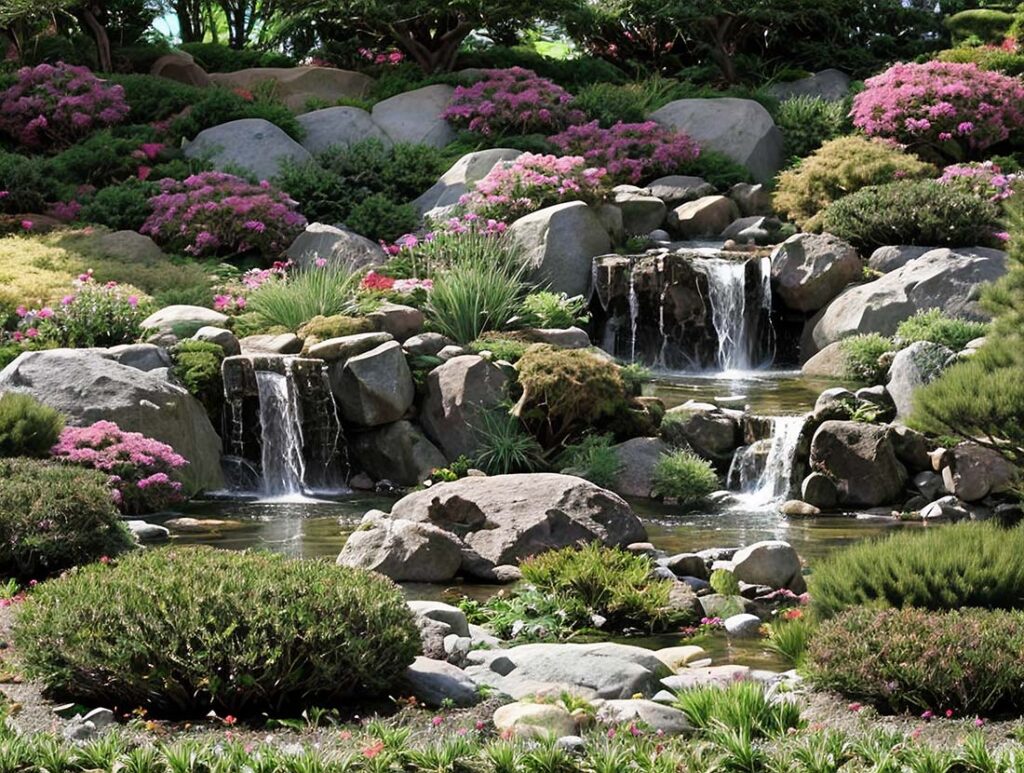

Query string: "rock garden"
[[0, 0, 1022, 768]]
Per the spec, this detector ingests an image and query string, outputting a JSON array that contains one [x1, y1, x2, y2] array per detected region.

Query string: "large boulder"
[[348, 420, 446, 486], [767, 69, 851, 101], [0, 350, 222, 492], [508, 201, 612, 296], [296, 106, 392, 155], [803, 247, 1007, 357], [403, 657, 480, 708], [800, 340, 848, 378], [610, 185, 668, 235], [337, 512, 463, 582], [663, 402, 740, 462], [414, 149, 523, 218], [209, 67, 374, 110], [332, 341, 414, 426], [183, 118, 311, 181], [650, 98, 784, 183], [646, 175, 715, 206], [388, 473, 646, 569], [886, 341, 954, 418], [667, 195, 739, 239], [725, 540, 802, 591], [143, 305, 229, 338], [150, 52, 210, 87], [286, 223, 385, 270], [809, 421, 907, 506], [420, 355, 509, 460], [867, 245, 932, 273], [371, 84, 456, 148], [941, 443, 1018, 502], [609, 437, 671, 499], [771, 233, 862, 312], [90, 230, 165, 262]]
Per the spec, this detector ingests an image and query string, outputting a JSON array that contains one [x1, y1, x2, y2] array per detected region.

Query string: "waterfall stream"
[[728, 415, 805, 508], [255, 368, 307, 497], [695, 257, 772, 373]]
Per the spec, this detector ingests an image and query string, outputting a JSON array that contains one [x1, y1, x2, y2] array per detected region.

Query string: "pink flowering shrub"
[[549, 120, 701, 185], [51, 421, 188, 515], [0, 62, 129, 150], [441, 67, 585, 137], [852, 61, 1024, 159], [140, 172, 306, 260], [460, 153, 609, 221], [938, 160, 1018, 202]]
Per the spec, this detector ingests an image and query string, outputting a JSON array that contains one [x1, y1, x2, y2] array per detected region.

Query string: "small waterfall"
[[697, 258, 754, 372], [729, 415, 805, 508], [628, 268, 639, 363], [255, 367, 307, 497]]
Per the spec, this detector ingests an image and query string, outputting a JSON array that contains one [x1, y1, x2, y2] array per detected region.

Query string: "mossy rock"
[[297, 314, 375, 350]]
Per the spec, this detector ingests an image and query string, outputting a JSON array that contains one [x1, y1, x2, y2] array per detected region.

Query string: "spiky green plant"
[[473, 409, 545, 476], [246, 261, 360, 331]]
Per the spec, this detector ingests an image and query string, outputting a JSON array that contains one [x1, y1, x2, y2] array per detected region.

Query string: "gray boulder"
[[610, 185, 667, 234], [420, 355, 509, 460], [183, 118, 311, 181], [192, 326, 240, 356], [143, 305, 229, 338], [720, 215, 783, 246], [404, 332, 455, 357], [724, 613, 764, 637], [867, 245, 932, 273], [366, 302, 424, 342], [309, 331, 393, 362], [663, 402, 740, 461], [349, 421, 446, 486], [414, 149, 523, 218], [105, 343, 172, 372], [508, 202, 611, 297], [408, 600, 471, 637], [371, 84, 455, 148], [337, 512, 463, 582], [728, 182, 773, 217], [296, 106, 391, 155], [608, 437, 670, 499], [771, 233, 862, 312], [404, 657, 481, 707], [941, 443, 1018, 502], [91, 229, 165, 261], [667, 195, 739, 239], [726, 540, 802, 591], [286, 223, 386, 270], [650, 98, 784, 183], [886, 341, 954, 418], [800, 341, 848, 378], [809, 421, 907, 506], [239, 333, 302, 355], [645, 175, 715, 206], [333, 341, 414, 426], [801, 472, 839, 509], [595, 700, 691, 736], [768, 69, 851, 101]]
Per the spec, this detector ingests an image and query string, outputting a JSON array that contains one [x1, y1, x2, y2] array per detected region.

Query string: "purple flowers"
[[852, 61, 1024, 158], [141, 172, 306, 261], [442, 67, 585, 137], [549, 120, 701, 185], [0, 62, 129, 150], [938, 160, 1017, 202], [52, 421, 188, 515]]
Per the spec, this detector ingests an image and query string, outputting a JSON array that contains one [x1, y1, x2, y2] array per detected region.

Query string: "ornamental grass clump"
[[441, 67, 585, 137], [0, 62, 129, 150], [51, 421, 188, 515], [0, 393, 64, 459], [241, 260, 360, 332], [141, 172, 306, 260], [652, 450, 719, 508], [548, 120, 701, 185], [14, 546, 420, 716], [0, 458, 134, 581], [851, 61, 1024, 160]]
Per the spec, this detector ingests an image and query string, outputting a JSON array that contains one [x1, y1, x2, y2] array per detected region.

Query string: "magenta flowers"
[[141, 172, 306, 260], [0, 62, 129, 150], [938, 161, 1018, 202], [852, 61, 1024, 158]]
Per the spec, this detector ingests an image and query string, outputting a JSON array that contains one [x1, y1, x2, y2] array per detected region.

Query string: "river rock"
[[183, 118, 311, 180], [650, 98, 783, 183], [720, 215, 782, 245], [646, 175, 715, 205], [404, 657, 480, 707], [348, 420, 446, 486], [660, 553, 709, 580], [403, 332, 454, 357], [941, 443, 1018, 502], [420, 355, 509, 460], [414, 148, 523, 217], [285, 223, 386, 270], [886, 341, 954, 418], [310, 331, 392, 362], [408, 600, 471, 638], [143, 305, 229, 338], [239, 333, 303, 355], [726, 540, 803, 591], [809, 421, 907, 506], [595, 700, 691, 736], [524, 326, 591, 349], [371, 84, 455, 148], [920, 495, 971, 521], [366, 302, 424, 342], [803, 247, 1007, 356], [333, 341, 414, 426], [663, 402, 740, 460], [611, 185, 668, 234], [867, 245, 932, 273], [493, 703, 577, 738], [724, 613, 764, 637], [801, 472, 838, 509], [667, 195, 739, 238], [661, 665, 752, 691], [105, 343, 172, 372], [209, 66, 374, 110], [767, 69, 851, 101], [337, 513, 463, 581], [126, 520, 170, 543], [771, 233, 862, 312], [608, 437, 670, 498], [508, 201, 611, 297], [728, 182, 773, 217], [296, 106, 391, 155], [653, 645, 707, 671], [191, 326, 240, 356], [388, 473, 646, 569], [0, 350, 222, 492], [800, 341, 848, 378]]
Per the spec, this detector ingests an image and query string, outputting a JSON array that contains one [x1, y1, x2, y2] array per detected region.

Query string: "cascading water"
[[728, 415, 805, 508], [254, 367, 307, 497], [696, 258, 750, 372]]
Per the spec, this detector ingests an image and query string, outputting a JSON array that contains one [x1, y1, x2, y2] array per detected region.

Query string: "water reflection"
[[651, 369, 845, 415]]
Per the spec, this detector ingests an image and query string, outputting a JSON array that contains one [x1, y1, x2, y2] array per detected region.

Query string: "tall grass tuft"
[[473, 409, 545, 475], [673, 681, 804, 739], [246, 261, 360, 331]]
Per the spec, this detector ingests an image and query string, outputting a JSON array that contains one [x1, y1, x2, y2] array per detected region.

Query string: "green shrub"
[[840, 333, 894, 383], [945, 9, 1015, 45], [106, 74, 205, 123], [675, 148, 752, 190], [766, 613, 815, 666], [519, 291, 589, 329], [46, 127, 161, 188], [465, 334, 530, 362], [619, 363, 653, 396], [247, 262, 360, 331], [652, 450, 718, 506], [775, 96, 853, 161], [171, 341, 224, 423], [709, 567, 740, 596], [0, 393, 64, 458], [556, 433, 622, 489], [809, 523, 1024, 620], [0, 152, 65, 214], [936, 45, 1024, 76], [472, 410, 544, 475], [297, 314, 374, 346], [14, 546, 419, 716], [78, 179, 157, 232], [895, 308, 989, 351], [809, 606, 1024, 714], [773, 136, 936, 229], [0, 458, 133, 581], [345, 193, 418, 242], [673, 681, 803, 739], [172, 89, 302, 143], [177, 42, 295, 72], [152, 284, 217, 309], [822, 180, 1002, 252], [274, 159, 359, 225], [571, 82, 648, 126]]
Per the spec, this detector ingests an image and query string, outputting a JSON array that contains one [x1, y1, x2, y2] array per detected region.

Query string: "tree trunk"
[[391, 19, 473, 73], [707, 17, 737, 84], [77, 4, 112, 73]]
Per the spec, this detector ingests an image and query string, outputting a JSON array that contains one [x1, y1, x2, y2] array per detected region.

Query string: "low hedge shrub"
[[14, 546, 420, 716], [0, 393, 64, 458], [0, 458, 133, 581], [839, 333, 894, 383], [652, 450, 719, 507], [895, 309, 988, 351]]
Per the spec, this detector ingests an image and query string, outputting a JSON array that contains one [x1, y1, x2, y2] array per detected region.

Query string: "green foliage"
[[809, 606, 1024, 714], [945, 9, 1015, 45], [172, 88, 303, 142], [675, 148, 752, 190], [571, 82, 648, 126], [46, 127, 159, 188], [78, 179, 157, 232], [345, 193, 418, 242], [14, 546, 420, 716], [106, 74, 206, 123], [652, 450, 719, 506], [0, 151, 65, 214], [473, 409, 545, 475], [177, 42, 295, 72], [519, 291, 589, 329], [773, 135, 936, 230], [673, 681, 803, 739], [895, 308, 989, 351], [936, 44, 1024, 76], [170, 341, 224, 423], [619, 362, 653, 396], [766, 613, 815, 666], [247, 261, 360, 331], [709, 567, 740, 596], [556, 433, 622, 489], [0, 458, 133, 581], [840, 333, 894, 383], [823, 180, 1002, 253], [465, 334, 530, 362], [0, 393, 64, 458], [296, 314, 374, 345], [775, 96, 853, 161], [809, 523, 1024, 620]]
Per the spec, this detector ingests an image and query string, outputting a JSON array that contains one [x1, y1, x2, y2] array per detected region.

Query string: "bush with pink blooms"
[[549, 120, 701, 185], [441, 67, 585, 137], [51, 421, 188, 515], [140, 172, 306, 260], [851, 61, 1024, 160], [460, 153, 609, 221], [0, 62, 129, 151], [938, 161, 1018, 202]]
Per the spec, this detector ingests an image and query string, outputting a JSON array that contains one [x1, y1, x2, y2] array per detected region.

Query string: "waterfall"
[[627, 267, 639, 363], [696, 257, 772, 373], [729, 415, 804, 508], [255, 367, 307, 497]]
